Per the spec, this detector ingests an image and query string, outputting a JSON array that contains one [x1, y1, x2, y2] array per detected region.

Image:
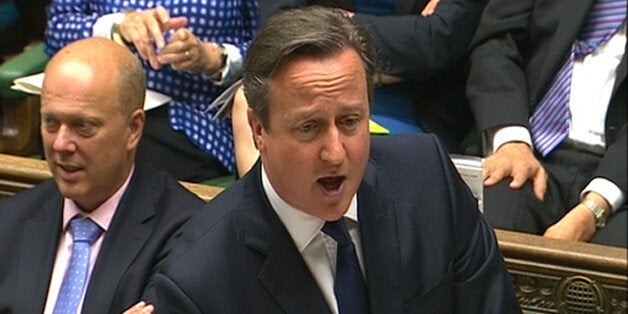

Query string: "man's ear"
[[127, 109, 145, 150], [248, 107, 264, 152]]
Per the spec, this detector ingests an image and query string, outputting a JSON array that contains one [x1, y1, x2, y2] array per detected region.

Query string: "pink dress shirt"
[[43, 168, 133, 313]]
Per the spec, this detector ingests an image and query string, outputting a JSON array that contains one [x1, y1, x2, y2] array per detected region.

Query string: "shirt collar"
[[62, 165, 135, 232], [261, 165, 358, 252]]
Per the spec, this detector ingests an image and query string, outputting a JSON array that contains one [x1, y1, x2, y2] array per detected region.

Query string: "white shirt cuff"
[[92, 12, 126, 39], [486, 125, 532, 155], [581, 178, 626, 214]]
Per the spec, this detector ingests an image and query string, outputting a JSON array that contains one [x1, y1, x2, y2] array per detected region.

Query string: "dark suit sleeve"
[[352, 0, 486, 80], [429, 136, 521, 312], [465, 0, 535, 133], [596, 124, 627, 194], [259, 0, 486, 81], [151, 274, 202, 314]]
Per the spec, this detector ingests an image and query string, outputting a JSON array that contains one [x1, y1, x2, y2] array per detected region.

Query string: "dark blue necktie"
[[322, 219, 369, 314], [530, 0, 626, 156], [53, 217, 103, 314]]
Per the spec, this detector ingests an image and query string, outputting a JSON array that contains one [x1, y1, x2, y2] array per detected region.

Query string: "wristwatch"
[[209, 43, 228, 80], [582, 199, 607, 229]]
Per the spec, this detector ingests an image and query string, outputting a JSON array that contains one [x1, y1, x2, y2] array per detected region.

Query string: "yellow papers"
[[369, 119, 389, 135]]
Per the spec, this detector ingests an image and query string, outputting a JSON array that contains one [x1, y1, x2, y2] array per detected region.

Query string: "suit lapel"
[[82, 167, 154, 312], [534, 1, 594, 104], [14, 192, 63, 313], [257, 239, 331, 314], [358, 165, 402, 313], [612, 51, 626, 93], [244, 165, 331, 314]]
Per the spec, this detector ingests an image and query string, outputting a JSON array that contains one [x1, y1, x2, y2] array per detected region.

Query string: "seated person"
[[143, 7, 520, 313], [465, 0, 626, 247], [0, 38, 204, 312], [45, 0, 258, 182]]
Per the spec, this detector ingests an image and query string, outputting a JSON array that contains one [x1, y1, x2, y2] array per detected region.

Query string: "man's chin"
[[55, 183, 85, 200]]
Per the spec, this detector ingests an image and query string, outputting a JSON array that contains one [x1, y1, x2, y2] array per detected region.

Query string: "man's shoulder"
[[370, 133, 445, 165], [115, 164, 205, 229], [131, 163, 204, 205], [0, 179, 59, 211], [365, 133, 457, 194], [0, 180, 60, 240], [166, 171, 259, 250]]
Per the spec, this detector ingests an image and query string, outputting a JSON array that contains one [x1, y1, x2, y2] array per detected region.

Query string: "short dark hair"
[[242, 5, 376, 129]]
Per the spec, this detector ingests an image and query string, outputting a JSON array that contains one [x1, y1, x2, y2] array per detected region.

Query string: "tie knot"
[[322, 219, 352, 246], [69, 217, 102, 244]]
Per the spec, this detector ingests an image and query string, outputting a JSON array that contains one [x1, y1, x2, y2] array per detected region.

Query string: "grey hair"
[[116, 52, 146, 118]]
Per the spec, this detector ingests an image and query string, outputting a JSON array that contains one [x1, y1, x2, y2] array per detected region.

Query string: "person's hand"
[[544, 192, 610, 242], [543, 205, 597, 242], [483, 142, 548, 201], [421, 0, 441, 16], [122, 301, 154, 314], [156, 28, 225, 76], [117, 6, 188, 69]]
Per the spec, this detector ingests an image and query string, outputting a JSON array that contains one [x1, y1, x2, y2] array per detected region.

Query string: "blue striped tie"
[[53, 217, 103, 314], [322, 219, 369, 314], [530, 0, 626, 156]]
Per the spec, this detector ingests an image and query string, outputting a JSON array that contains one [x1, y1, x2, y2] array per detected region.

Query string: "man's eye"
[[42, 117, 59, 132], [344, 118, 358, 127], [299, 123, 317, 133], [340, 116, 361, 130], [75, 122, 96, 136]]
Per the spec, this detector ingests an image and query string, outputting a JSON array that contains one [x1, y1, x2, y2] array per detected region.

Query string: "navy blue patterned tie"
[[53, 217, 103, 314], [530, 0, 626, 156], [322, 219, 369, 314]]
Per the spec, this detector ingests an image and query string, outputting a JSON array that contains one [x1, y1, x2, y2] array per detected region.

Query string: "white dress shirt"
[[261, 166, 364, 314]]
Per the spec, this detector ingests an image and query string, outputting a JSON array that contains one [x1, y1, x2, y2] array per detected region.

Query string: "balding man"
[[0, 38, 204, 313]]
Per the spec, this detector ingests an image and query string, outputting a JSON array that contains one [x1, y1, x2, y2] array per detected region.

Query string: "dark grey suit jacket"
[[0, 163, 204, 314], [465, 0, 627, 197], [148, 134, 520, 313]]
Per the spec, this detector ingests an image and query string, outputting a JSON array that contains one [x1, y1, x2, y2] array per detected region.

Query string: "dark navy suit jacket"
[[0, 163, 204, 314], [148, 134, 520, 313]]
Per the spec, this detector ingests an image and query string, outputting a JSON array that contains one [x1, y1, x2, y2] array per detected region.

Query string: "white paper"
[[12, 72, 170, 111], [204, 79, 242, 120], [450, 154, 485, 213], [11, 72, 44, 94]]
